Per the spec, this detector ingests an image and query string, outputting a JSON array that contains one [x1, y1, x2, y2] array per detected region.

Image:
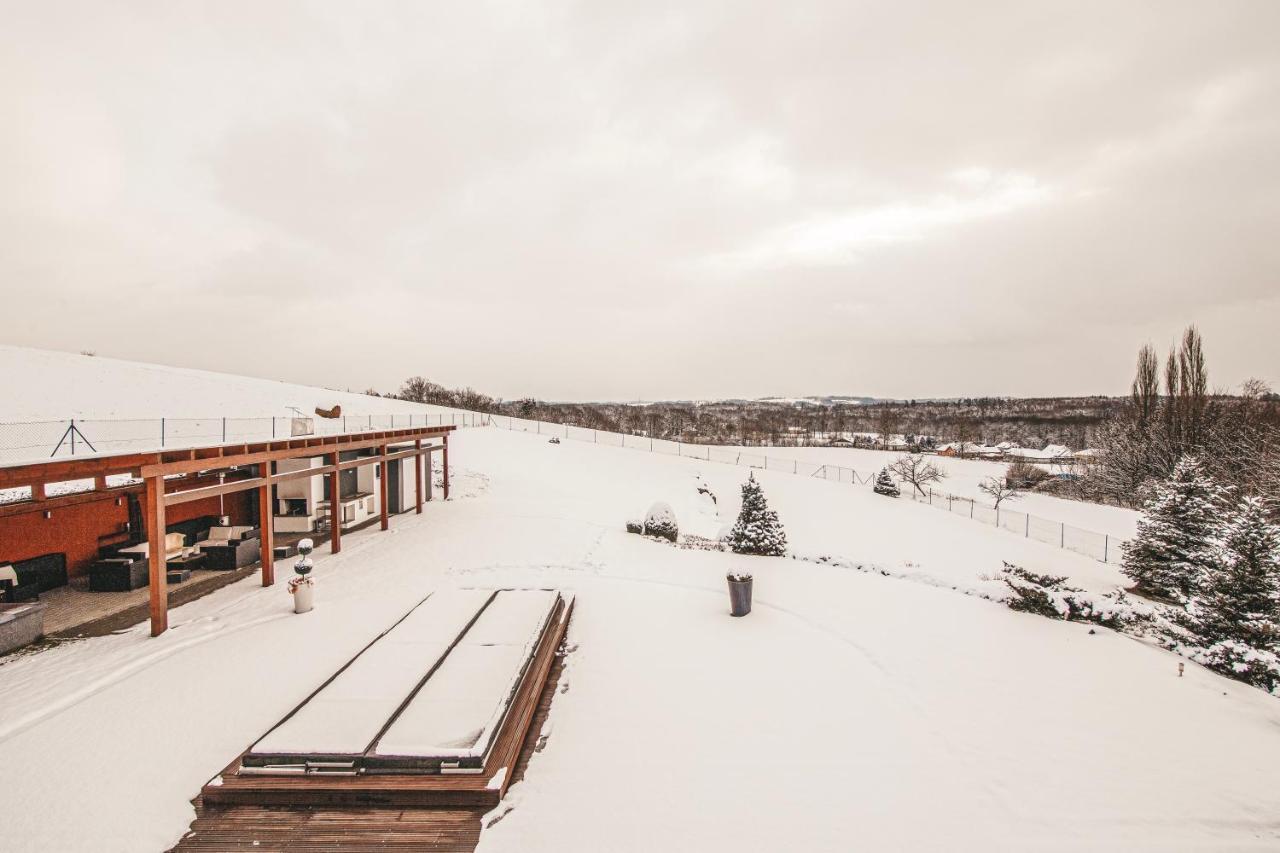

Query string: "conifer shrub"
[[873, 467, 901, 497], [726, 473, 787, 556]]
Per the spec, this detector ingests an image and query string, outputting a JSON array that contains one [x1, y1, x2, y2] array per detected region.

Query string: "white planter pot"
[[293, 581, 314, 614]]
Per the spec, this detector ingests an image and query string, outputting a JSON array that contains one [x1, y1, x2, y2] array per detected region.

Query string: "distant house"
[[828, 436, 854, 448]]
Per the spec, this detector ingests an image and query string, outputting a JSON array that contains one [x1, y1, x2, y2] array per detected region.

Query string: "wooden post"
[[379, 445, 389, 531], [146, 475, 168, 637], [258, 468, 274, 587], [414, 439, 423, 514], [442, 434, 450, 500], [329, 452, 342, 554]]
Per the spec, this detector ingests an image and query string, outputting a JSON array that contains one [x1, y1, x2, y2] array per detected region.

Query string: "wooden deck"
[[171, 597, 572, 851]]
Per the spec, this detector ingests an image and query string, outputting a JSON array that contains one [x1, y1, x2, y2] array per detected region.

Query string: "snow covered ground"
[[681, 441, 1139, 542], [2, 427, 1279, 852], [0, 344, 464, 420]]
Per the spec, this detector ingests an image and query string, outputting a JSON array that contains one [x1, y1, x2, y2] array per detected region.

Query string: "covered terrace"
[[0, 424, 454, 639]]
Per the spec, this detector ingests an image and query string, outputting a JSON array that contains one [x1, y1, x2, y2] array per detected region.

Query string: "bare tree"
[[888, 453, 946, 497], [979, 476, 1019, 509], [1131, 343, 1160, 428]]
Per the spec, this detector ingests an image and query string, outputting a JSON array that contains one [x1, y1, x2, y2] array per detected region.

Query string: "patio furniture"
[[197, 526, 261, 570], [0, 564, 40, 603], [12, 553, 68, 593], [119, 533, 191, 563], [88, 557, 149, 592], [272, 543, 298, 561], [167, 551, 207, 570], [167, 568, 192, 584]]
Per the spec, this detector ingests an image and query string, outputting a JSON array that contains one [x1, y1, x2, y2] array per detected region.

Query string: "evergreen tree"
[[1190, 496, 1280, 647], [727, 472, 787, 556], [1121, 455, 1224, 602], [873, 466, 900, 497]]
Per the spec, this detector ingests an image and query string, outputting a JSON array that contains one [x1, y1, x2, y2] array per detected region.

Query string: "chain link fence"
[[487, 413, 1125, 564]]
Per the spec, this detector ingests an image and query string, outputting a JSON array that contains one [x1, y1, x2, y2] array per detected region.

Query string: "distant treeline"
[[384, 376, 1130, 450]]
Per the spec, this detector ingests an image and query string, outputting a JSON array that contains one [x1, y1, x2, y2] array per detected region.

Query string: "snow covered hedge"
[[998, 562, 1133, 629], [643, 502, 678, 542]]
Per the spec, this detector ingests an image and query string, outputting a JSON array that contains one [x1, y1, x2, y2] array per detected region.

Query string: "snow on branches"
[[727, 472, 787, 557]]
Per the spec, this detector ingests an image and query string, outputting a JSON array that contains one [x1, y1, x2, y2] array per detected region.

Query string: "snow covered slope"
[[1, 427, 1278, 852], [0, 344, 457, 420]]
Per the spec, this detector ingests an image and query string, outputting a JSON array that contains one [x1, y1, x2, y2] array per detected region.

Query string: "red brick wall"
[[0, 478, 254, 579]]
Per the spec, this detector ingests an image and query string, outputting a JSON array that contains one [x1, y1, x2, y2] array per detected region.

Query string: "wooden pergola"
[[0, 424, 454, 638]]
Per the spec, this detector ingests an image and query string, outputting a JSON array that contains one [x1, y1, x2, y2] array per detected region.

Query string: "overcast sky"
[[3, 2, 1277, 402]]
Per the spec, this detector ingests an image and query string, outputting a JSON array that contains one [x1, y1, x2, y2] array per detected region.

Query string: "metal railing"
[[0, 411, 492, 465]]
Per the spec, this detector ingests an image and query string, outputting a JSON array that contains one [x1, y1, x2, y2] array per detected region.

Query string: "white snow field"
[[0, 344, 464, 420], [732, 442, 1140, 540], [2, 429, 1280, 851]]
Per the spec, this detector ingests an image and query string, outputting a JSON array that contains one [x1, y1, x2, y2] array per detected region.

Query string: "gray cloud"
[[2, 1, 1277, 401]]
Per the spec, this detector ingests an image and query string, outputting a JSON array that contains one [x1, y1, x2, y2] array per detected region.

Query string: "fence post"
[[1104, 534, 1109, 562], [161, 417, 165, 447], [1061, 523, 1065, 548], [996, 507, 1000, 527], [793, 460, 797, 474], [594, 430, 598, 443], [1025, 515, 1029, 537], [70, 419, 76, 455], [222, 417, 226, 442], [970, 499, 974, 518]]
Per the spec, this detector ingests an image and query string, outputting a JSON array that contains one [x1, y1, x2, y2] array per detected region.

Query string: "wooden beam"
[[328, 452, 341, 555], [442, 433, 450, 500], [160, 448, 438, 508], [379, 445, 389, 531], [258, 468, 274, 587], [0, 452, 161, 490], [139, 427, 453, 479], [165, 475, 267, 507], [414, 440, 423, 515], [0, 483, 141, 519], [146, 475, 168, 637]]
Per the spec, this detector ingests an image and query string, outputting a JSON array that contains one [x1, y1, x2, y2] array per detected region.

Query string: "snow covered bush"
[[873, 467, 900, 497], [1122, 456, 1226, 603], [643, 502, 678, 542], [625, 519, 644, 535], [1187, 641, 1280, 693], [998, 562, 1130, 628], [727, 473, 787, 556], [1188, 496, 1280, 645], [1005, 460, 1052, 490], [1182, 496, 1280, 691]]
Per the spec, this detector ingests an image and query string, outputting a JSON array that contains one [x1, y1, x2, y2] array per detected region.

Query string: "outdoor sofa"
[[88, 556, 149, 591], [90, 534, 190, 591], [196, 525, 261, 570]]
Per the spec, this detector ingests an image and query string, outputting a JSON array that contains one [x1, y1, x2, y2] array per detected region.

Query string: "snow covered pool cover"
[[242, 588, 560, 773], [371, 588, 558, 763], [248, 588, 493, 760]]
